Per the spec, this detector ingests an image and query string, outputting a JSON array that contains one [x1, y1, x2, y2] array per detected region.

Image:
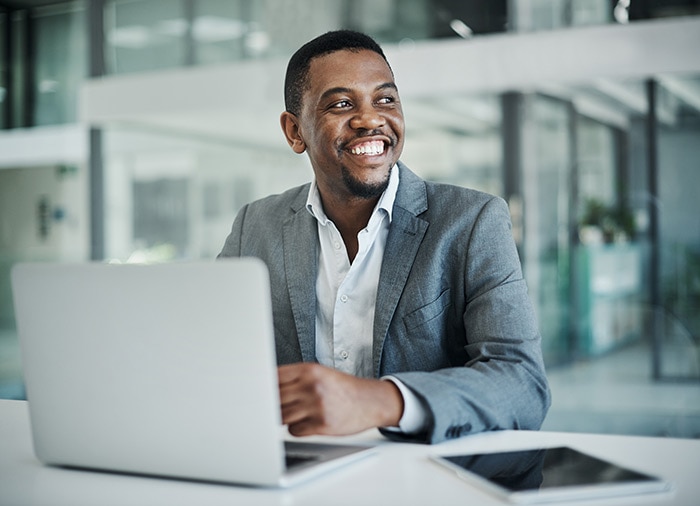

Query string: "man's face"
[[282, 49, 405, 201]]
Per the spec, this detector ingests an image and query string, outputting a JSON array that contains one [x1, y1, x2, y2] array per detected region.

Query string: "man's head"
[[280, 31, 404, 202], [284, 30, 392, 117]]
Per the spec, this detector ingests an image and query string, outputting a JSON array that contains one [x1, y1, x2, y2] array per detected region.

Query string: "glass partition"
[[401, 94, 503, 195], [0, 8, 7, 129], [101, 0, 700, 76], [522, 95, 573, 365], [102, 125, 312, 262], [105, 0, 189, 74], [32, 3, 86, 126], [657, 75, 700, 380]]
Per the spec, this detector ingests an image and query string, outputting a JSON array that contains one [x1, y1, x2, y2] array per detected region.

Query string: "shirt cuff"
[[381, 376, 428, 434]]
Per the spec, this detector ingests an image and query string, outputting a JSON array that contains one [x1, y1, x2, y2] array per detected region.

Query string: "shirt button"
[[340, 294, 348, 303], [334, 242, 341, 250], [340, 350, 349, 359]]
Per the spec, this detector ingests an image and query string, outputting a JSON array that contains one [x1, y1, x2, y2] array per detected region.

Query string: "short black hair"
[[283, 30, 391, 116]]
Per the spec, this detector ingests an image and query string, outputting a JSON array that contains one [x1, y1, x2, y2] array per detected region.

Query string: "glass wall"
[[577, 116, 618, 213], [194, 0, 263, 64], [101, 0, 700, 75], [3, 0, 694, 126], [0, 1, 85, 129], [4, 0, 700, 125], [657, 75, 700, 380], [521, 95, 573, 365], [511, 0, 611, 31], [9, 8, 29, 129], [101, 125, 312, 262], [104, 0, 352, 73], [32, 3, 86, 126], [105, 0, 189, 73], [0, 7, 7, 129], [401, 94, 503, 195]]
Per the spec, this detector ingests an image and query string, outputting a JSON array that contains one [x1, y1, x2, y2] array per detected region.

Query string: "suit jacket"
[[218, 162, 551, 444]]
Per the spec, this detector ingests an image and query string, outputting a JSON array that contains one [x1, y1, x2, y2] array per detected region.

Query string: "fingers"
[[278, 363, 325, 433], [275, 363, 404, 437]]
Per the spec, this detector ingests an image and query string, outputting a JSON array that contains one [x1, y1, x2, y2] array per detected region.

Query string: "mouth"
[[345, 139, 388, 157]]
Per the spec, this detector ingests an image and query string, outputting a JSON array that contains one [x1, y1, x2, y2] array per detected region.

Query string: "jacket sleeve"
[[381, 197, 551, 444]]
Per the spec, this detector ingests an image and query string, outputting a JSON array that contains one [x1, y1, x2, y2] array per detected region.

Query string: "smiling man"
[[219, 30, 550, 444]]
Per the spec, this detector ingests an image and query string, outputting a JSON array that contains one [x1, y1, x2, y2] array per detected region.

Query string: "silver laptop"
[[11, 259, 374, 487]]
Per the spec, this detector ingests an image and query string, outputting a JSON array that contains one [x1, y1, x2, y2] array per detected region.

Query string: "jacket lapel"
[[372, 163, 429, 376], [282, 194, 318, 364]]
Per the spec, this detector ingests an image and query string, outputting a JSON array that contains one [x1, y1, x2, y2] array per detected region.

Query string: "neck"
[[320, 192, 379, 263]]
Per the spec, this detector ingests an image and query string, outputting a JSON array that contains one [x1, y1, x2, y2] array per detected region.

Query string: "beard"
[[340, 164, 392, 199]]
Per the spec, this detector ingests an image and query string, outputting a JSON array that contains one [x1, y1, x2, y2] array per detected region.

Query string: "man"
[[219, 30, 550, 444]]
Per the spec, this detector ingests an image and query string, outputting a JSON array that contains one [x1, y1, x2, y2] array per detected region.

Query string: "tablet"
[[431, 446, 672, 504]]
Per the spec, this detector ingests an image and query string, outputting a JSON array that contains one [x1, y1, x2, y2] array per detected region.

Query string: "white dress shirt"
[[305, 166, 426, 434]]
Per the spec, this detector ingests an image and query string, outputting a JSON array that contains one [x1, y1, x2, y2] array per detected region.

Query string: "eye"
[[330, 100, 352, 109], [377, 95, 396, 105]]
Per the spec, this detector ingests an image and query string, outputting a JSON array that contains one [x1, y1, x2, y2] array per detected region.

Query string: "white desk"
[[1, 399, 698, 506]]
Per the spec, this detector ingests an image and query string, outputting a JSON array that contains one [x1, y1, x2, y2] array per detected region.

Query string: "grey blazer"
[[218, 162, 550, 444]]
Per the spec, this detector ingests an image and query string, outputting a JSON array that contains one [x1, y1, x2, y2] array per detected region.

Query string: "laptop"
[[11, 259, 375, 487]]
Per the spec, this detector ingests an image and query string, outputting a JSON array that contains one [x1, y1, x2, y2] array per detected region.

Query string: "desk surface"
[[1, 399, 698, 506]]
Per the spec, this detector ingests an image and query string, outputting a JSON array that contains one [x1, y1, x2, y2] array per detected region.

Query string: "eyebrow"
[[319, 82, 398, 103]]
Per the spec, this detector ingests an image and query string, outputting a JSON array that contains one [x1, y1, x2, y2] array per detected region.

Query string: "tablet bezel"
[[430, 446, 673, 504]]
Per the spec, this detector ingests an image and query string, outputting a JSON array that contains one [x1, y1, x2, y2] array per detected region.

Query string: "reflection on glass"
[[443, 449, 544, 492], [440, 446, 666, 500], [105, 0, 187, 74], [32, 4, 86, 126]]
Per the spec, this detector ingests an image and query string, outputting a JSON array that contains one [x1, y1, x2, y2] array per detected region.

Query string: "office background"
[[0, 0, 698, 438]]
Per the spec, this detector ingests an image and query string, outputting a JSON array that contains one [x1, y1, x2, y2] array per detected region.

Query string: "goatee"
[[341, 165, 391, 199]]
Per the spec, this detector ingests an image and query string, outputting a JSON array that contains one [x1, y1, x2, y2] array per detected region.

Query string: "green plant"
[[580, 198, 636, 243]]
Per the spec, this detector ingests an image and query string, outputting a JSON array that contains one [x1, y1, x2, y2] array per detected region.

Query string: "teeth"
[[349, 141, 384, 156]]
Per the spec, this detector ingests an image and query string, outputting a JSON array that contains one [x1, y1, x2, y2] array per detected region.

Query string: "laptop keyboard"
[[285, 452, 321, 469]]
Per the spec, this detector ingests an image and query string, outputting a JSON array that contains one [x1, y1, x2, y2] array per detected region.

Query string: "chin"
[[342, 170, 391, 199]]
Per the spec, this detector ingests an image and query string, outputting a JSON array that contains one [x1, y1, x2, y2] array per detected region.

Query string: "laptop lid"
[[12, 259, 290, 486]]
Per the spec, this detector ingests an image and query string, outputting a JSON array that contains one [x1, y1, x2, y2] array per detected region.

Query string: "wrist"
[[373, 378, 404, 428]]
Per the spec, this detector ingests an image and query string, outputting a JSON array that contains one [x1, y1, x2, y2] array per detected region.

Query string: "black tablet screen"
[[441, 446, 660, 493]]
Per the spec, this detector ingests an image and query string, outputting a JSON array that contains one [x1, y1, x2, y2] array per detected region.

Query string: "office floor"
[[543, 340, 700, 438], [1, 329, 699, 438]]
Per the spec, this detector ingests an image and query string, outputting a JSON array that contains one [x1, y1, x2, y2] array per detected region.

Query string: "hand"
[[277, 363, 404, 437]]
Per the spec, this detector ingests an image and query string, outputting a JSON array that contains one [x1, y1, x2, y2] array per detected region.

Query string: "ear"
[[280, 111, 307, 154]]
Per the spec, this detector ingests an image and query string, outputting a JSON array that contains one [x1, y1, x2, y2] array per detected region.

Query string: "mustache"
[[340, 129, 396, 150]]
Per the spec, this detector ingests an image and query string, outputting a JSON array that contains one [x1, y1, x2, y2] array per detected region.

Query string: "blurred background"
[[0, 0, 698, 438]]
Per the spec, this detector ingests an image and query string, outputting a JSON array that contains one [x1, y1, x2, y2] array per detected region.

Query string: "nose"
[[349, 102, 385, 131]]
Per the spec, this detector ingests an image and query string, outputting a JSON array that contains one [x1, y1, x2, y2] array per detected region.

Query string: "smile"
[[348, 140, 385, 156]]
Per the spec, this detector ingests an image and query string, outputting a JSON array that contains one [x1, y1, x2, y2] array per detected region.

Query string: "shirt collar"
[[306, 164, 400, 225]]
